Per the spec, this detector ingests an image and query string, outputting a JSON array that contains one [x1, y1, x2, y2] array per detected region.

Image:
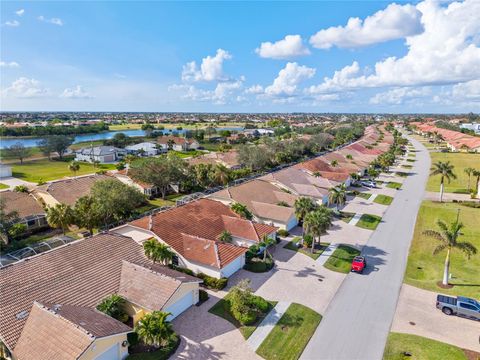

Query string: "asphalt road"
[[301, 135, 431, 360]]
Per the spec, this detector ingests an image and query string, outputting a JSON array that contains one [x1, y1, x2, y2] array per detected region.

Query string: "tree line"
[[0, 122, 108, 137]]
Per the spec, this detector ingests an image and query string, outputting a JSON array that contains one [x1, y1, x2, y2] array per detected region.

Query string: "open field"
[[426, 152, 480, 193], [404, 201, 480, 298], [324, 245, 361, 273], [383, 333, 468, 360], [256, 303, 322, 360], [12, 158, 116, 183]]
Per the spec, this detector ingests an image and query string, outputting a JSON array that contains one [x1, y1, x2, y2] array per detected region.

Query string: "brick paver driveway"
[[342, 196, 388, 217], [172, 240, 347, 359], [391, 284, 480, 352]]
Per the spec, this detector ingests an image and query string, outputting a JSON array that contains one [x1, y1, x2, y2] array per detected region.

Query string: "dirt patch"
[[436, 281, 454, 289]]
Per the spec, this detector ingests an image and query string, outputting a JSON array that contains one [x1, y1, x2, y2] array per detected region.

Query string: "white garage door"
[[221, 256, 243, 278], [95, 343, 119, 360], [165, 291, 194, 320]]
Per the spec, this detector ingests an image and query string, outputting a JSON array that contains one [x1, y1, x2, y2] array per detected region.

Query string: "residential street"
[[301, 136, 431, 360]]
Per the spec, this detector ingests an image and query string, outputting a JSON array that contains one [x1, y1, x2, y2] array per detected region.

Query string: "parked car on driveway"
[[351, 256, 367, 273], [361, 181, 376, 188], [436, 294, 480, 321]]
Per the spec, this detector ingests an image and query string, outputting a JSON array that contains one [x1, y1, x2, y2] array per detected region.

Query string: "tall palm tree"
[[430, 161, 456, 202], [473, 169, 480, 196], [212, 164, 231, 186], [304, 206, 333, 253], [464, 167, 475, 192], [46, 203, 74, 235], [328, 184, 347, 211], [218, 230, 233, 243], [68, 161, 80, 177], [135, 311, 173, 348], [423, 219, 477, 286], [294, 197, 317, 240]]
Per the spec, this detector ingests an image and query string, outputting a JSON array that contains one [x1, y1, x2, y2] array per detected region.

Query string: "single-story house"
[[209, 179, 299, 231], [125, 142, 161, 157], [0, 191, 48, 242], [0, 233, 202, 360], [75, 146, 127, 163], [187, 150, 241, 169], [110, 169, 159, 197], [156, 136, 200, 152], [113, 198, 277, 278], [34, 174, 114, 206]]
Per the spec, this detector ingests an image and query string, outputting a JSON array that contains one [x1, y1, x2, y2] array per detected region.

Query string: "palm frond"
[[432, 244, 448, 255], [422, 229, 444, 242], [455, 241, 478, 259]]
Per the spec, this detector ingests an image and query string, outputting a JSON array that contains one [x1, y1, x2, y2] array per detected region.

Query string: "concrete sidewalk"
[[316, 243, 339, 266], [247, 301, 291, 351], [348, 213, 362, 226]]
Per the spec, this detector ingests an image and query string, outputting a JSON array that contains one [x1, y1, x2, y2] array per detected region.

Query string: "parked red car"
[[351, 256, 367, 273]]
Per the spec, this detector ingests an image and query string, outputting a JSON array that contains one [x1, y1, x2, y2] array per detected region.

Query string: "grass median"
[[256, 303, 322, 360], [356, 214, 382, 230], [387, 182, 402, 190], [324, 245, 361, 273]]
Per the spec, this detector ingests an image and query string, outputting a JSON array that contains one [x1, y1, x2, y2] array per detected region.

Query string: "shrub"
[[303, 234, 313, 248], [199, 289, 209, 302], [168, 265, 195, 276], [197, 273, 228, 290], [96, 294, 128, 323], [277, 229, 289, 237], [233, 310, 257, 325], [13, 185, 29, 193], [251, 295, 269, 312], [246, 244, 260, 260], [243, 257, 274, 273]]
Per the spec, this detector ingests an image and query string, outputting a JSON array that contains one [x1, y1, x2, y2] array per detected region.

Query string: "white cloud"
[[16, 9, 25, 16], [245, 85, 264, 94], [3, 77, 48, 98], [451, 80, 480, 102], [309, 0, 480, 93], [38, 16, 64, 26], [182, 49, 233, 82], [0, 61, 20, 68], [369, 87, 431, 104], [169, 78, 244, 105], [256, 35, 310, 59], [265, 62, 316, 97], [60, 85, 93, 99], [4, 20, 20, 27], [310, 3, 423, 49]]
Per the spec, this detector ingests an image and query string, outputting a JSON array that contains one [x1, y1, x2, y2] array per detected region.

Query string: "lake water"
[[0, 127, 244, 149]]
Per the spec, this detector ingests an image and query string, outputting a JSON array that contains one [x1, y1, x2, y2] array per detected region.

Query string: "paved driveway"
[[0, 176, 36, 190], [321, 220, 372, 249], [342, 197, 388, 217], [391, 284, 480, 352]]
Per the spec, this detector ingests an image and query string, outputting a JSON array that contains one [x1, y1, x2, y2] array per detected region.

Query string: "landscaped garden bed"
[[373, 194, 393, 206], [284, 236, 329, 260], [324, 245, 361, 273], [256, 303, 322, 360], [356, 214, 382, 230]]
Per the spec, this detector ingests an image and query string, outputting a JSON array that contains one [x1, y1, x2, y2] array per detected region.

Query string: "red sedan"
[[351, 256, 367, 273]]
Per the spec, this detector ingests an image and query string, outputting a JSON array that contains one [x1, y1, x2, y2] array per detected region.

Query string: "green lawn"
[[0, 183, 9, 189], [395, 172, 409, 178], [171, 150, 205, 158], [383, 333, 468, 360], [426, 152, 480, 193], [11, 158, 116, 183], [401, 165, 413, 169], [283, 237, 329, 260], [356, 192, 372, 200], [256, 303, 322, 360], [406, 159, 415, 162], [387, 182, 402, 190], [374, 194, 393, 205], [356, 214, 382, 230], [208, 292, 276, 339], [324, 245, 361, 273], [404, 201, 480, 298]]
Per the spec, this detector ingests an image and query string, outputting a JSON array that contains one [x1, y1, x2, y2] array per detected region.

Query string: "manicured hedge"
[[197, 273, 228, 290]]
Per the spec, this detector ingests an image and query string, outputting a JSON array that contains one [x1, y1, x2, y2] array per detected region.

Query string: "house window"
[[27, 219, 36, 227]]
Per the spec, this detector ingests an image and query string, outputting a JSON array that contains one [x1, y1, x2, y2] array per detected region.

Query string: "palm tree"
[[473, 169, 480, 196], [73, 195, 99, 235], [423, 219, 477, 286], [350, 173, 360, 185], [135, 311, 174, 348], [230, 202, 253, 220], [218, 230, 233, 243], [68, 161, 80, 177], [294, 197, 316, 239], [46, 203, 74, 235], [212, 164, 231, 186], [464, 167, 475, 192], [304, 206, 333, 253], [0, 198, 19, 243], [143, 238, 175, 265], [328, 184, 347, 211], [430, 161, 456, 202]]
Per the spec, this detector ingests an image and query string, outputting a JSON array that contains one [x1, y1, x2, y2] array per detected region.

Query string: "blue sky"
[[1, 1, 479, 113]]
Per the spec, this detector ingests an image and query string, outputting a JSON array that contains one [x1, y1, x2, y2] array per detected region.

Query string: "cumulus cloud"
[[0, 60, 20, 68], [182, 49, 233, 82], [369, 87, 431, 104], [308, 0, 480, 95], [451, 80, 480, 102], [265, 62, 316, 97], [16, 9, 25, 16], [169, 78, 244, 105], [3, 77, 48, 98], [310, 3, 423, 49], [60, 85, 93, 99], [256, 35, 310, 59], [245, 85, 264, 94], [4, 20, 20, 27], [38, 16, 64, 26]]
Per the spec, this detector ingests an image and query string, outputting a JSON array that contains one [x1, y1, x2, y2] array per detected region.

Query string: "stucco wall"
[[79, 333, 129, 360]]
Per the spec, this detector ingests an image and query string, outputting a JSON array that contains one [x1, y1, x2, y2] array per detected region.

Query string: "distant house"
[[111, 169, 159, 198], [0, 163, 12, 178], [187, 150, 241, 169], [0, 233, 202, 359], [75, 146, 127, 163], [125, 142, 161, 157], [0, 191, 48, 242], [156, 136, 200, 152], [114, 199, 277, 278]]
